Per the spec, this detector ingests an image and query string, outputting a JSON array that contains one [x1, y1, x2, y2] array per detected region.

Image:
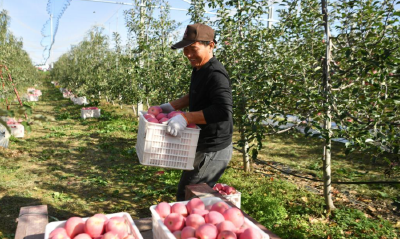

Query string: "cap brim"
[[171, 40, 195, 49]]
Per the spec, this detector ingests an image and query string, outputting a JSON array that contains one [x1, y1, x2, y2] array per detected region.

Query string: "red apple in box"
[[164, 213, 185, 232], [223, 208, 244, 228], [204, 211, 224, 225], [143, 113, 155, 119], [187, 124, 197, 129], [191, 208, 209, 217], [49, 228, 69, 239], [224, 186, 236, 195], [171, 202, 188, 217], [84, 215, 107, 237], [102, 231, 119, 239], [65, 217, 85, 238], [213, 183, 224, 191], [217, 221, 236, 233], [173, 230, 182, 239], [195, 223, 218, 239], [181, 226, 196, 239], [148, 106, 161, 116], [217, 231, 237, 239], [185, 214, 205, 230], [159, 117, 169, 124], [106, 217, 128, 239], [239, 227, 262, 239], [186, 198, 205, 213], [155, 202, 171, 218], [147, 118, 159, 123], [74, 233, 92, 239], [210, 201, 230, 214], [156, 113, 167, 120]]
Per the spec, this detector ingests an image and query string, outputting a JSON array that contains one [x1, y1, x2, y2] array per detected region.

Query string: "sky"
[[1, 0, 206, 66]]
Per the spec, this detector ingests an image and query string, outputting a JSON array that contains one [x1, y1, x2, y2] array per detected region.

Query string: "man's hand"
[[160, 103, 175, 114], [167, 114, 188, 137]]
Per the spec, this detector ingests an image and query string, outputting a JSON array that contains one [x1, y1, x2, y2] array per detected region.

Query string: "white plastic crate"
[[81, 107, 101, 119], [72, 96, 88, 105], [44, 212, 143, 239], [149, 197, 270, 239], [8, 123, 24, 138], [27, 94, 39, 102], [214, 184, 241, 208], [135, 111, 200, 170], [27, 87, 35, 94]]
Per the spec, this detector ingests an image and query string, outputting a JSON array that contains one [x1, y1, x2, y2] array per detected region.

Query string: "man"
[[160, 23, 233, 201]]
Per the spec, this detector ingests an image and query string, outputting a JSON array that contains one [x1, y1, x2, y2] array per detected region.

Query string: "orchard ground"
[[0, 79, 399, 239]]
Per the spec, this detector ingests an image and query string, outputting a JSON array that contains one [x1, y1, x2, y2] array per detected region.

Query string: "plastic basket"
[[8, 124, 24, 138], [135, 111, 200, 170], [149, 197, 270, 239], [81, 108, 101, 119], [214, 184, 241, 208], [44, 212, 143, 239]]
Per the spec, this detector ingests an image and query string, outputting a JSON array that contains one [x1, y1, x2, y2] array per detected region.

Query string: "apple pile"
[[143, 106, 197, 128], [154, 198, 262, 239], [213, 183, 238, 195], [48, 214, 136, 239]]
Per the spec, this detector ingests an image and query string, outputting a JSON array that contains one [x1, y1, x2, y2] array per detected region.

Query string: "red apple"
[[147, 118, 159, 123], [181, 226, 196, 239], [148, 106, 160, 116], [84, 216, 107, 237], [186, 198, 205, 213], [195, 223, 218, 239], [210, 202, 230, 214], [159, 117, 169, 124], [191, 208, 209, 217], [74, 233, 92, 239], [143, 113, 156, 119], [156, 113, 167, 120], [102, 231, 119, 239], [106, 217, 127, 239], [223, 208, 244, 228], [155, 202, 171, 218], [171, 202, 188, 217], [217, 230, 237, 239], [49, 228, 69, 239], [185, 214, 205, 230], [239, 227, 262, 239], [205, 211, 225, 225], [65, 217, 85, 238], [187, 124, 197, 129], [217, 221, 236, 233], [164, 213, 185, 232]]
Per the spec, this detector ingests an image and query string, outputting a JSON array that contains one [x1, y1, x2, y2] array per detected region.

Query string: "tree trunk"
[[321, 0, 336, 213], [132, 104, 137, 116]]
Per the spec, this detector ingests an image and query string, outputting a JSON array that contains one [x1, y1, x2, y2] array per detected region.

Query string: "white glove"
[[167, 114, 188, 137], [160, 103, 175, 114]]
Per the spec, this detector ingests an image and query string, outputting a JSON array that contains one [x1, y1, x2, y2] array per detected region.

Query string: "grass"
[[0, 79, 399, 239]]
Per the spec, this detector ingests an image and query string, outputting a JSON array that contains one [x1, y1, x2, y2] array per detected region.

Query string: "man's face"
[[183, 42, 213, 70]]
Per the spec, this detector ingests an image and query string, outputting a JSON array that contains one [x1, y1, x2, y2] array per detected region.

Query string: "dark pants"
[[176, 143, 233, 201]]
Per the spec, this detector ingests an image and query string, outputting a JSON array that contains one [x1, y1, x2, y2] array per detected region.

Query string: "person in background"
[[160, 23, 233, 201]]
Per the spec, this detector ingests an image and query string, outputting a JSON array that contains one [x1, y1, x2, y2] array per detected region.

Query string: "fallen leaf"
[[394, 221, 400, 228], [368, 206, 376, 212], [301, 196, 308, 203]]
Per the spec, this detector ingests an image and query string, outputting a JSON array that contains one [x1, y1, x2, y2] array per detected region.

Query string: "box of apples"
[[135, 106, 201, 170], [213, 183, 241, 209], [44, 212, 143, 239], [150, 197, 269, 239]]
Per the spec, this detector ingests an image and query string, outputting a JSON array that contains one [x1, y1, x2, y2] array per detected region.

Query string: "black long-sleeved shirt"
[[189, 57, 233, 152]]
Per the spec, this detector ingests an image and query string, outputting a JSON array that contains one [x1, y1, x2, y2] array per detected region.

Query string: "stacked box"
[[149, 197, 270, 239], [135, 111, 200, 170]]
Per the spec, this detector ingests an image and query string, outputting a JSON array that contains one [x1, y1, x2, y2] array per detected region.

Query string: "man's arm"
[[170, 94, 189, 110], [170, 94, 207, 125]]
